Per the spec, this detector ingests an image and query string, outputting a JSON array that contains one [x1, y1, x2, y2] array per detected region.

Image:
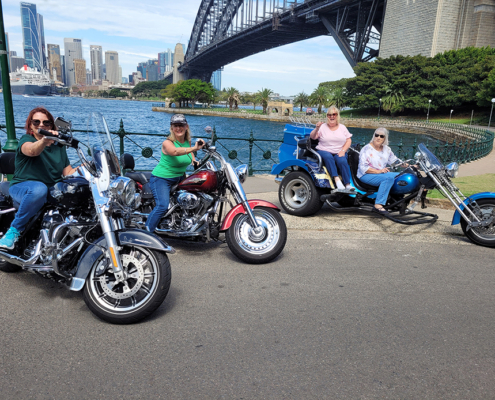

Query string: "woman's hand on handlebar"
[[193, 139, 205, 151], [40, 130, 58, 146]]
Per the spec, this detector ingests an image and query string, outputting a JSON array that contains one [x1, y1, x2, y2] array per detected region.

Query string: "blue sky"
[[4, 0, 355, 95]]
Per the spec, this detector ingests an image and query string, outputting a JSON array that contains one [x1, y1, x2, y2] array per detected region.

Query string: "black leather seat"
[[348, 147, 379, 192], [297, 137, 320, 162], [0, 152, 19, 209], [120, 153, 152, 185]]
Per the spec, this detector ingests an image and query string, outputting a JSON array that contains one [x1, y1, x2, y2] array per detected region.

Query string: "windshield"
[[86, 112, 121, 176], [418, 143, 444, 171]]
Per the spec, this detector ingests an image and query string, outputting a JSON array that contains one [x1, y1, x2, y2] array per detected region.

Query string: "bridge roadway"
[[1, 161, 494, 397]]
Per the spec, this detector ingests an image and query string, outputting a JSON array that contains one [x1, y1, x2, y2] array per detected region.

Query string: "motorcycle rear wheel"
[[279, 171, 323, 216], [83, 245, 171, 324], [226, 207, 287, 264], [460, 198, 495, 248]]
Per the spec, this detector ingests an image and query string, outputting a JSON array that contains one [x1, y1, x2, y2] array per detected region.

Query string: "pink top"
[[315, 123, 352, 154]]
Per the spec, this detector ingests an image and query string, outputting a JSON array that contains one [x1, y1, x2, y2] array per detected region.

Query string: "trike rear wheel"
[[279, 171, 323, 216]]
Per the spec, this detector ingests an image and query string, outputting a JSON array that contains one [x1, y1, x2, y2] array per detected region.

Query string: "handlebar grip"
[[39, 128, 56, 137]]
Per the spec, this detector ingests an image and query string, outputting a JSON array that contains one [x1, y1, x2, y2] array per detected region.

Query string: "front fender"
[[70, 229, 175, 291], [271, 159, 308, 175], [451, 192, 495, 225], [220, 200, 280, 232]]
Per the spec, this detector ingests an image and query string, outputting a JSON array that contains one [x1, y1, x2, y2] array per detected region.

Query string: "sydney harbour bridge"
[[165, 0, 385, 83]]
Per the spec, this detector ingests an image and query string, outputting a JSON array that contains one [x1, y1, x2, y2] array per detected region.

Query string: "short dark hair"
[[24, 107, 56, 136]]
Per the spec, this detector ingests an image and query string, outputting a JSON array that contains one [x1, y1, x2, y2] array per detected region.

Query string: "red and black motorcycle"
[[122, 127, 287, 264]]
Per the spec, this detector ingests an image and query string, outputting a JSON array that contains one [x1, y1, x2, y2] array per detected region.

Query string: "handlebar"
[[39, 128, 80, 148]]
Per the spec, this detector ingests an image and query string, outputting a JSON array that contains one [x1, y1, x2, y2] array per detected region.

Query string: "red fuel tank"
[[178, 170, 218, 193]]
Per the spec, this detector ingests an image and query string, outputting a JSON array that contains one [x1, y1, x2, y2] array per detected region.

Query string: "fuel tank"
[[50, 177, 91, 208], [390, 169, 420, 195], [177, 170, 218, 193]]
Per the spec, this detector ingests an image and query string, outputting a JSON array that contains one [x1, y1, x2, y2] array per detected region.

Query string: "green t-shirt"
[[152, 140, 192, 178], [11, 134, 70, 187]]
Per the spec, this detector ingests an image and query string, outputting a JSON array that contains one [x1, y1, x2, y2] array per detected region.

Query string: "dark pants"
[[316, 150, 351, 185]]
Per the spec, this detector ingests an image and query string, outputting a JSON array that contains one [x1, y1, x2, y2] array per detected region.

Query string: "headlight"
[[414, 152, 422, 160], [109, 177, 136, 207], [235, 164, 248, 184], [445, 162, 459, 178]]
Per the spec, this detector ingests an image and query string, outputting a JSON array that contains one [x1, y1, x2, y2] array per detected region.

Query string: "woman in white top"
[[357, 127, 404, 214], [310, 105, 353, 190]]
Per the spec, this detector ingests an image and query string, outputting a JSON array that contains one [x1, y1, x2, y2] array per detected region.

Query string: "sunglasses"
[[32, 119, 52, 127], [374, 134, 386, 138], [327, 113, 338, 117], [171, 124, 186, 128]]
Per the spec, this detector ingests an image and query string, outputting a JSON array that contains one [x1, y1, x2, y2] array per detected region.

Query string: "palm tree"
[[293, 92, 309, 112], [256, 88, 274, 114], [328, 87, 346, 109], [310, 86, 329, 114], [225, 87, 240, 110], [382, 84, 405, 114]]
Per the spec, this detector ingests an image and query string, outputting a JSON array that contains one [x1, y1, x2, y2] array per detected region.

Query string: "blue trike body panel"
[[451, 192, 495, 225]]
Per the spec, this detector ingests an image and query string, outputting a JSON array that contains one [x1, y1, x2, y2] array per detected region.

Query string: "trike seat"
[[348, 147, 379, 192]]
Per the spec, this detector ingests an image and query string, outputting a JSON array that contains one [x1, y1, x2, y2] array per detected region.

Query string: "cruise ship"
[[9, 65, 52, 96]]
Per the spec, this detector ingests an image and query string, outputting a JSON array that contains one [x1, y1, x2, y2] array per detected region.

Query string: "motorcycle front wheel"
[[226, 207, 287, 264], [460, 198, 495, 248], [83, 245, 171, 324]]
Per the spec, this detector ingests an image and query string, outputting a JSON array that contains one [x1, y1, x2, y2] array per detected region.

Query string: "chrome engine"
[[159, 191, 214, 232]]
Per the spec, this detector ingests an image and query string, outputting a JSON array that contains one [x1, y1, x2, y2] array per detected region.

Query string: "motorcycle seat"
[[125, 171, 152, 185], [0, 181, 19, 210], [348, 147, 380, 192]]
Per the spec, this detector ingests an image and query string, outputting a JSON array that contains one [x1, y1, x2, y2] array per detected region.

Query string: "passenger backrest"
[[0, 152, 16, 177], [120, 153, 135, 170]]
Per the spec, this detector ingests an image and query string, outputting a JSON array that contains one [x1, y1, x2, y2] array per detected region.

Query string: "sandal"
[[372, 207, 389, 215]]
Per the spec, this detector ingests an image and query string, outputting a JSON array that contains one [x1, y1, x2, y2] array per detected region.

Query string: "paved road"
[[0, 209, 493, 398]]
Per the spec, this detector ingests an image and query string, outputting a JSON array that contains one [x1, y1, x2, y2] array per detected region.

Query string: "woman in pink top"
[[310, 105, 353, 190]]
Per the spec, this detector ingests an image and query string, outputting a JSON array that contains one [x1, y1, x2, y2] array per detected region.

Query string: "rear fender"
[[271, 159, 308, 175], [220, 200, 280, 232], [451, 192, 495, 225], [70, 229, 175, 291]]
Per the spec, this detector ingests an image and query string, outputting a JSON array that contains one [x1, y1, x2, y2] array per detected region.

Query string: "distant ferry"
[[10, 65, 51, 96]]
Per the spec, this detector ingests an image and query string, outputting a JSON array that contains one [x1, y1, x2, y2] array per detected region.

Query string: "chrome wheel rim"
[[233, 210, 281, 255], [88, 246, 158, 313], [284, 178, 311, 209]]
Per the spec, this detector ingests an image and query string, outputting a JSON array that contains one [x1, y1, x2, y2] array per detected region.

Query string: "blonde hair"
[[326, 105, 341, 125], [371, 127, 390, 146], [168, 124, 192, 144]]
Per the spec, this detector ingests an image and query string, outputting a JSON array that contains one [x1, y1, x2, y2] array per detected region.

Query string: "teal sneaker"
[[0, 227, 21, 250]]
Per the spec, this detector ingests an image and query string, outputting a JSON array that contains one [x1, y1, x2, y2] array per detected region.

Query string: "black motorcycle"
[[0, 113, 174, 324]]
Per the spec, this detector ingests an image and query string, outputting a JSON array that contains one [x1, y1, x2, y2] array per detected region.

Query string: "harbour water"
[[0, 95, 437, 172]]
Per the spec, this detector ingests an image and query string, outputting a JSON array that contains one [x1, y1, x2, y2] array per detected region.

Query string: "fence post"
[[117, 119, 126, 157], [248, 130, 254, 176]]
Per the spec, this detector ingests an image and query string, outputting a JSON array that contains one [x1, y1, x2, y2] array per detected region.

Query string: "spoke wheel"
[[279, 171, 323, 216], [460, 198, 495, 248], [226, 207, 287, 264], [83, 245, 171, 324]]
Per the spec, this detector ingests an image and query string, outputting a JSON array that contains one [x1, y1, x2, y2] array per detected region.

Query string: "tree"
[[225, 87, 240, 110], [256, 88, 273, 114], [109, 88, 128, 98], [293, 92, 309, 111], [309, 86, 329, 114]]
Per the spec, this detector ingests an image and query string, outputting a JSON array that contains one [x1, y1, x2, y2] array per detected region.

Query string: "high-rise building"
[[47, 44, 62, 82], [105, 51, 119, 84], [90, 45, 103, 82], [60, 55, 66, 85], [64, 38, 83, 87], [137, 62, 147, 81], [86, 69, 92, 85], [147, 59, 159, 81], [73, 59, 86, 86], [20, 2, 46, 71], [158, 50, 173, 78], [10, 56, 26, 72], [211, 69, 222, 91]]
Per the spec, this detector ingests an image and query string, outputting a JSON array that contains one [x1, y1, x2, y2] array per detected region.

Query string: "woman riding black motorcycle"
[[0, 107, 77, 250], [146, 114, 205, 233]]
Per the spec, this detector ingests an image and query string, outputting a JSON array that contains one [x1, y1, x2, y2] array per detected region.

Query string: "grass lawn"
[[426, 173, 495, 198]]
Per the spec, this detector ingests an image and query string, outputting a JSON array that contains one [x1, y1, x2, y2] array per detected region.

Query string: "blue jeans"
[[146, 175, 182, 232], [359, 172, 399, 206], [9, 181, 49, 232], [316, 150, 351, 185]]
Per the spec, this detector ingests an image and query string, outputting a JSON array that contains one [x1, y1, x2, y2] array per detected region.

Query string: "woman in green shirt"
[[146, 114, 205, 232], [0, 107, 77, 250]]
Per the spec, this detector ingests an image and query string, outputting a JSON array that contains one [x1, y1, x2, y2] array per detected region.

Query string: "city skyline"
[[3, 0, 354, 94]]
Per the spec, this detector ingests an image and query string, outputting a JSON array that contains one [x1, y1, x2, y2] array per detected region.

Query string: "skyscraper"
[[64, 38, 83, 87], [90, 45, 103, 83], [73, 59, 86, 86], [105, 51, 119, 84], [20, 2, 46, 71], [211, 69, 222, 91], [47, 44, 62, 82]]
